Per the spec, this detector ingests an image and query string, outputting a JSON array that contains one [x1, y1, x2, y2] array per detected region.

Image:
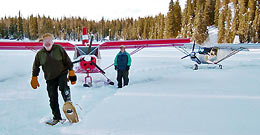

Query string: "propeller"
[[87, 35, 94, 55], [192, 40, 196, 52], [181, 54, 190, 59], [181, 40, 201, 64]]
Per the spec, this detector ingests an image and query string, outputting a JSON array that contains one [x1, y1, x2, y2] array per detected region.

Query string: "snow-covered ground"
[[1, 46, 260, 135]]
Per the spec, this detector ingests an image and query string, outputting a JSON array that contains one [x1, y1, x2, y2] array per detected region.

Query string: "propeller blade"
[[87, 35, 94, 55], [192, 40, 196, 52], [72, 58, 84, 64], [195, 56, 202, 64], [91, 61, 105, 74], [181, 55, 190, 59]]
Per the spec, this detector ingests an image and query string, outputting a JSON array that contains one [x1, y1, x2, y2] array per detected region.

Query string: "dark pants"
[[46, 73, 71, 120], [117, 70, 129, 87]]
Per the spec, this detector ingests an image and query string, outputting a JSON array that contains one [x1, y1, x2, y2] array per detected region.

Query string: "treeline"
[[0, 0, 259, 44], [181, 0, 260, 44], [0, 9, 178, 41], [0, 0, 181, 41]]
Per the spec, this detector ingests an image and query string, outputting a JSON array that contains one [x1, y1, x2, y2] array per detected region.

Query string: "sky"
[[0, 0, 186, 20]]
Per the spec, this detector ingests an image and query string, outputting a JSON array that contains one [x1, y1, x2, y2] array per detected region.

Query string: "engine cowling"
[[79, 56, 97, 71]]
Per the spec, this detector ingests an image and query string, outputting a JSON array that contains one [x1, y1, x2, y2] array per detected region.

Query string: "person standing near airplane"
[[30, 33, 77, 125], [114, 45, 132, 88]]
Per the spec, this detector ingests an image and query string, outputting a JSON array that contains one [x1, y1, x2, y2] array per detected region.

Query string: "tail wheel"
[[193, 64, 198, 70], [219, 65, 223, 69]]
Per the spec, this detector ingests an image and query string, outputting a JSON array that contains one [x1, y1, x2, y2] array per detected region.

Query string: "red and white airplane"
[[0, 27, 190, 87]]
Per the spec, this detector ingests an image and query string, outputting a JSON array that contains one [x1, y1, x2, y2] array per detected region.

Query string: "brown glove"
[[30, 76, 40, 89], [68, 70, 77, 85]]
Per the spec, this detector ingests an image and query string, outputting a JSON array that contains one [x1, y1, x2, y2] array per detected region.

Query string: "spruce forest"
[[0, 0, 259, 44]]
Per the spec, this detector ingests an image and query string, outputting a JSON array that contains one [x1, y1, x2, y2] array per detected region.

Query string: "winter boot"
[[45, 119, 65, 126]]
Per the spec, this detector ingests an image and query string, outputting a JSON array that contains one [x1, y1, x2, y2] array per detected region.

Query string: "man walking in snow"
[[114, 45, 131, 88], [30, 33, 77, 125]]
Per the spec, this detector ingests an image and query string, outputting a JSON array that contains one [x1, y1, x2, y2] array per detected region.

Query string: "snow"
[[1, 45, 260, 135], [203, 26, 218, 46], [233, 35, 240, 44]]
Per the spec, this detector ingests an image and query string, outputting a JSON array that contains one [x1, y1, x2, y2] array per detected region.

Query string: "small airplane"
[[71, 27, 190, 87], [177, 40, 260, 70], [0, 27, 190, 87]]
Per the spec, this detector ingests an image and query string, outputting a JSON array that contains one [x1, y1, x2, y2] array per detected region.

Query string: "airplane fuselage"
[[191, 47, 218, 64]]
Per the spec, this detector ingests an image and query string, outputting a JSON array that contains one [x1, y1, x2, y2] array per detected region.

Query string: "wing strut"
[[215, 47, 244, 64], [175, 46, 190, 55]]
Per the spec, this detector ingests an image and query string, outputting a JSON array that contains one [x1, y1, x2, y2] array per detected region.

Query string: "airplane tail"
[[82, 27, 89, 46]]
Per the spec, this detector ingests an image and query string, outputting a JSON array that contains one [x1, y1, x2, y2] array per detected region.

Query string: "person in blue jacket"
[[114, 45, 132, 88]]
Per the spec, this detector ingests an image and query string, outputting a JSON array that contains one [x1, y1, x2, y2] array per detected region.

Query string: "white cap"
[[120, 45, 126, 48]]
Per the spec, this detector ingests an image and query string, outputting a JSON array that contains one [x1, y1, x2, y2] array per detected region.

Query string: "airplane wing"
[[0, 41, 77, 50], [211, 43, 260, 49], [0, 39, 190, 51], [211, 43, 260, 64], [97, 39, 190, 49]]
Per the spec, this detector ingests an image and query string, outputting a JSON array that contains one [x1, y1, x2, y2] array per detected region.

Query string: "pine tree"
[[184, 0, 194, 38], [9, 17, 18, 39], [204, 0, 215, 26], [238, 0, 248, 42], [165, 0, 177, 38], [17, 11, 23, 40], [193, 2, 208, 44], [99, 17, 105, 39], [181, 4, 188, 38], [225, 7, 233, 43], [214, 0, 220, 26], [148, 17, 156, 39], [218, 9, 225, 43], [142, 18, 149, 39], [248, 0, 256, 42], [257, 9, 260, 43], [248, 0, 256, 22], [0, 17, 9, 39], [130, 19, 138, 40], [252, 8, 260, 42], [158, 13, 165, 39], [231, 2, 239, 41], [29, 15, 38, 40], [173, 0, 182, 36], [23, 17, 30, 39], [0, 20, 3, 38], [154, 15, 160, 39]]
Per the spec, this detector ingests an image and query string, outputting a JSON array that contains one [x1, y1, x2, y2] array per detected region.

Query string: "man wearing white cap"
[[114, 45, 132, 88]]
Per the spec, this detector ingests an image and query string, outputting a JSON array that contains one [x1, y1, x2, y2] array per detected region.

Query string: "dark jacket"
[[32, 44, 73, 80], [114, 51, 131, 71]]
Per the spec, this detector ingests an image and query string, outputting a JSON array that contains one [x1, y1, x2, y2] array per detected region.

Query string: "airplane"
[[71, 27, 190, 87], [0, 27, 190, 87], [176, 40, 260, 70]]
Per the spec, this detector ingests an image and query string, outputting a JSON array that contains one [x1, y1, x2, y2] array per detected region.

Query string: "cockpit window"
[[199, 48, 212, 54]]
